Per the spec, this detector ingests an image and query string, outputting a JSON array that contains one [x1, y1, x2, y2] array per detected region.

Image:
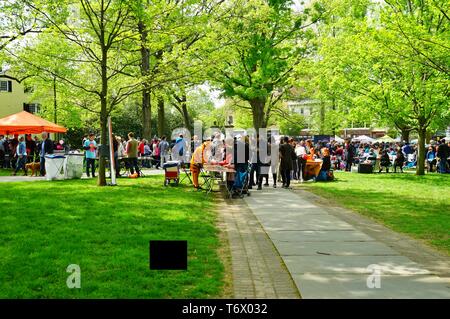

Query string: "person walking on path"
[[152, 138, 161, 169], [426, 146, 436, 173], [83, 133, 97, 178], [436, 140, 449, 173], [159, 136, 170, 165], [39, 132, 53, 176], [126, 132, 140, 176], [295, 140, 307, 182], [12, 136, 27, 176], [0, 135, 5, 169], [344, 139, 355, 171], [279, 136, 296, 189]]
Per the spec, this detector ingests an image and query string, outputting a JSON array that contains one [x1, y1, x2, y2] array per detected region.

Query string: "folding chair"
[[199, 167, 213, 193], [180, 162, 193, 184]]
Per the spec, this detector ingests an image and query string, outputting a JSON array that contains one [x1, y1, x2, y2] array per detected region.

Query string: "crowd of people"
[[188, 134, 336, 191], [80, 132, 188, 178], [2, 131, 449, 181], [325, 138, 450, 174], [0, 133, 68, 176], [187, 134, 450, 192]]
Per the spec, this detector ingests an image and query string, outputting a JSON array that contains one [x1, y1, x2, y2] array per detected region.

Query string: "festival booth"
[[352, 135, 376, 143], [0, 111, 71, 180], [0, 111, 67, 135], [302, 149, 323, 180], [376, 135, 395, 143]]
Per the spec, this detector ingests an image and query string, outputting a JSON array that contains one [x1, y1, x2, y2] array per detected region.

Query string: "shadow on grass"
[[0, 176, 224, 298]]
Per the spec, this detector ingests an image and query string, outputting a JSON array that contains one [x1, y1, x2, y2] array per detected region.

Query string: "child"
[[394, 149, 405, 173], [83, 133, 97, 178]]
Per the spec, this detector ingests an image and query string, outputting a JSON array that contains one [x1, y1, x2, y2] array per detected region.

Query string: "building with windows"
[[0, 72, 40, 118]]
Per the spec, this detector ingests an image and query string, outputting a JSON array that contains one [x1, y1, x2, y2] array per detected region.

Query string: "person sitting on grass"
[[12, 136, 27, 176], [316, 147, 332, 182], [379, 150, 391, 173]]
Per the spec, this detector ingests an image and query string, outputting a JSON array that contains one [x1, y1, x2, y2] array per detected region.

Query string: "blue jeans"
[[15, 156, 26, 173], [439, 159, 447, 173], [40, 156, 46, 176]]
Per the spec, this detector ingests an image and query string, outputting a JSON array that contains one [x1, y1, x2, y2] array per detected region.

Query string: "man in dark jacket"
[[39, 132, 54, 176], [344, 140, 355, 171], [279, 136, 295, 188], [437, 140, 449, 173], [233, 135, 249, 173]]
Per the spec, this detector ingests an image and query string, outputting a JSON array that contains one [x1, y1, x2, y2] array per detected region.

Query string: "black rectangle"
[[149, 240, 187, 270], [358, 163, 373, 174]]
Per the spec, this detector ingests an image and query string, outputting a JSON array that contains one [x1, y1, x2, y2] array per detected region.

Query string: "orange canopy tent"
[[0, 111, 67, 135]]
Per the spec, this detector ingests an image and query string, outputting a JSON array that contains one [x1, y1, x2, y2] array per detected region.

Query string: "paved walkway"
[[218, 196, 300, 298], [242, 185, 450, 299], [0, 176, 46, 182]]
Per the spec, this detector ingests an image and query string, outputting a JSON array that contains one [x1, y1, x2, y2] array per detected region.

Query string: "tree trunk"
[[142, 88, 151, 139], [157, 96, 165, 137], [98, 111, 108, 186], [53, 76, 58, 141], [98, 44, 108, 186], [401, 129, 410, 143], [331, 97, 336, 136], [319, 102, 326, 134], [139, 21, 151, 140], [249, 98, 267, 130], [180, 94, 193, 133], [416, 126, 426, 176]]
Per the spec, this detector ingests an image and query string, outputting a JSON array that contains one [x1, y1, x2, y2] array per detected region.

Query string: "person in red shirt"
[[138, 139, 146, 156]]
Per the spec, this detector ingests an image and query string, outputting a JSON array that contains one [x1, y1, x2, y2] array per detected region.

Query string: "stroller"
[[162, 161, 180, 186], [228, 163, 251, 198]]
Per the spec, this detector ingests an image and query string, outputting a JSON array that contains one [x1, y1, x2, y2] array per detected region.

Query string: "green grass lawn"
[[0, 174, 227, 298], [0, 168, 13, 176], [299, 172, 450, 255]]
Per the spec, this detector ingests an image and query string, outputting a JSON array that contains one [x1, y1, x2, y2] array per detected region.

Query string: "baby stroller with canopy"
[[228, 163, 251, 198]]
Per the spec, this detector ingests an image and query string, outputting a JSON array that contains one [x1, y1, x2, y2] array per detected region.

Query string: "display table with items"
[[202, 164, 236, 195], [304, 159, 323, 181]]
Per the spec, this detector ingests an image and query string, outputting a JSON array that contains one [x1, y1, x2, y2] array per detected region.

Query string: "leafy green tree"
[[207, 0, 324, 130], [306, 0, 449, 175], [21, 0, 142, 185]]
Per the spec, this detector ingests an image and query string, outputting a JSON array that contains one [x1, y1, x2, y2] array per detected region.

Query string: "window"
[[0, 80, 12, 92], [23, 103, 41, 114]]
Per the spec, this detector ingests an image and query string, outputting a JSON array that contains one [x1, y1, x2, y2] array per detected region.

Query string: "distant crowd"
[[0, 133, 67, 176], [2, 132, 449, 180]]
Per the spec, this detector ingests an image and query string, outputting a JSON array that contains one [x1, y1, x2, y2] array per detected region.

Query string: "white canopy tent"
[[352, 135, 376, 143], [377, 135, 395, 143]]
